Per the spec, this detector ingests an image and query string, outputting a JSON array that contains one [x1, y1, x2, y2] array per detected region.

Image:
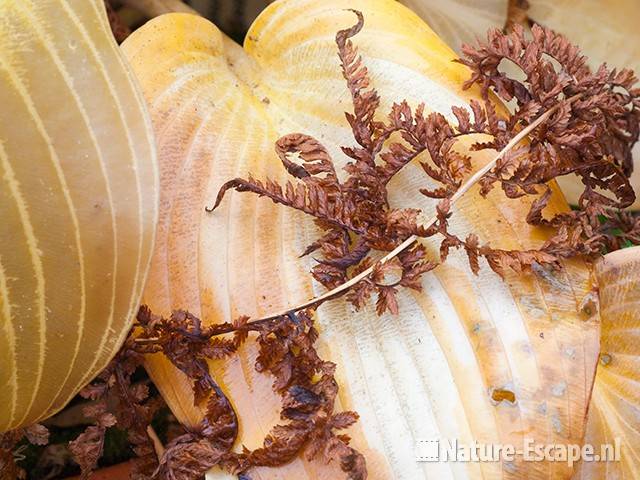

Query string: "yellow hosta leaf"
[[399, 0, 508, 54], [0, 0, 158, 431], [123, 1, 599, 478], [527, 0, 640, 209], [576, 247, 640, 479], [528, 0, 639, 75]]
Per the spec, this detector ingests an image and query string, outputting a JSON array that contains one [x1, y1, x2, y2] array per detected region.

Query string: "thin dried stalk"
[[247, 92, 583, 322], [147, 425, 166, 460], [212, 12, 638, 316]]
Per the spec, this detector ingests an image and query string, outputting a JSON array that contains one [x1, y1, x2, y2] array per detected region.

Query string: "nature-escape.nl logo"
[[415, 438, 621, 467]]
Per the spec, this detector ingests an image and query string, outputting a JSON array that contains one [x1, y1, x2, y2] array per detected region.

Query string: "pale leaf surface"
[[577, 246, 640, 479], [0, 0, 158, 431], [399, 0, 508, 54], [123, 1, 599, 478]]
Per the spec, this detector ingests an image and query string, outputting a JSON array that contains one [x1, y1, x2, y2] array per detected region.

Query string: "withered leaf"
[[212, 12, 639, 315]]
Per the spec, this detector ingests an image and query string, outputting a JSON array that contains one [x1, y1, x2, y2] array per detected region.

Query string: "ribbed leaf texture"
[[0, 0, 158, 431], [123, 1, 600, 478], [577, 247, 640, 479]]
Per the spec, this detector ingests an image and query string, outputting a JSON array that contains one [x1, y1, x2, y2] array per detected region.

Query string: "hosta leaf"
[[399, 0, 508, 54], [123, 1, 599, 478], [528, 0, 639, 76], [0, 0, 158, 431], [577, 247, 640, 479]]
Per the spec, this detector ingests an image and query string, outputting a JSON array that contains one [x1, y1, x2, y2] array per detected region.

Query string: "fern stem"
[[244, 93, 584, 322]]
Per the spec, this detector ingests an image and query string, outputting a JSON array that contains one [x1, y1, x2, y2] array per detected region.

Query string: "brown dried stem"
[[245, 92, 583, 323]]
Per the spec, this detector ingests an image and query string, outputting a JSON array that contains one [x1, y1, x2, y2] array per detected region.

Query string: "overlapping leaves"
[[213, 13, 640, 314]]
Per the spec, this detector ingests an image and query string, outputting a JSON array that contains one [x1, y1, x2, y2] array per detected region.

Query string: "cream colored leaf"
[[0, 0, 158, 431], [123, 1, 599, 478], [576, 247, 640, 479], [399, 0, 508, 54], [528, 0, 639, 75]]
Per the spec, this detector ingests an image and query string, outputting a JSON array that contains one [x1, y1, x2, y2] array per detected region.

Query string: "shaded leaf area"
[[65, 341, 167, 480], [104, 0, 263, 45], [0, 425, 48, 480], [212, 11, 640, 315], [104, 0, 131, 43], [0, 380, 177, 479]]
